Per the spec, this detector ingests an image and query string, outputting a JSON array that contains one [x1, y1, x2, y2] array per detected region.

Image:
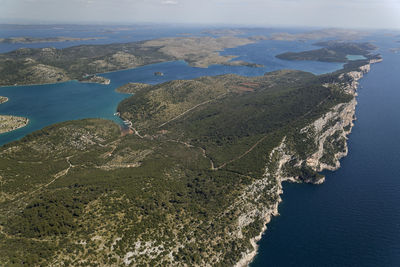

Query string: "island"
[[79, 74, 110, 85], [0, 41, 382, 266], [0, 96, 8, 104], [276, 41, 378, 62], [0, 36, 265, 86], [201, 29, 245, 36], [0, 36, 106, 44], [0, 96, 29, 134], [268, 28, 366, 41], [201, 28, 365, 41], [0, 29, 367, 87]]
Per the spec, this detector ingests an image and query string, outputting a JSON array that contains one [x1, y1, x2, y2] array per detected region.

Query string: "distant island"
[[201, 29, 245, 36], [200, 28, 365, 41], [276, 41, 378, 62], [0, 36, 107, 44], [268, 28, 366, 41], [0, 29, 369, 87], [0, 36, 265, 86], [0, 96, 29, 134], [79, 74, 110, 85]]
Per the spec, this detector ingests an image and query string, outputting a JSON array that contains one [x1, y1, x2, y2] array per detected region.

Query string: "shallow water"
[[346, 54, 367, 60]]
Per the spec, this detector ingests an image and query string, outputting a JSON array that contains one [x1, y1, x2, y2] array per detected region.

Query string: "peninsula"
[[0, 41, 381, 266]]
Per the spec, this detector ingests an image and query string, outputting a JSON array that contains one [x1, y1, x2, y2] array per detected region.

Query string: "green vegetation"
[[115, 82, 151, 94], [0, 63, 361, 265]]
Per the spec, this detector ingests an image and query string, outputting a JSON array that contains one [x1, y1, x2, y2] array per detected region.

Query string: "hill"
[[0, 58, 375, 265]]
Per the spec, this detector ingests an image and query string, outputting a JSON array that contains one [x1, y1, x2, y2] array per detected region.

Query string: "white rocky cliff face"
[[234, 59, 381, 266]]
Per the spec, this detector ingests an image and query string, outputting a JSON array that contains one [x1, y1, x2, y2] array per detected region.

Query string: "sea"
[[0, 25, 399, 266]]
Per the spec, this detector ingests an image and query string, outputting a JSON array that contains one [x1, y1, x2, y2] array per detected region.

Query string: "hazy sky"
[[1, 0, 400, 29]]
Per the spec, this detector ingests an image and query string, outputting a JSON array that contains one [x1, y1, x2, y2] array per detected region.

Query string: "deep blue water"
[[251, 38, 400, 266]]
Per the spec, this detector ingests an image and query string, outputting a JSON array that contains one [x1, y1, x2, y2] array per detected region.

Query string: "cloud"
[[161, 0, 178, 5], [1, 0, 400, 29]]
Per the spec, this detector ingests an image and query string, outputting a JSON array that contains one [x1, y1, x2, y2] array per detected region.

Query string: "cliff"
[[234, 59, 381, 266]]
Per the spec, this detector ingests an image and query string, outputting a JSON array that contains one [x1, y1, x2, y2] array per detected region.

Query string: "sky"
[[1, 0, 400, 29]]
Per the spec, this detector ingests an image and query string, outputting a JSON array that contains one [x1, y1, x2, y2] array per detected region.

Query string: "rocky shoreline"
[[234, 58, 382, 267], [0, 96, 8, 104], [0, 96, 29, 134], [79, 75, 111, 85], [0, 115, 29, 134]]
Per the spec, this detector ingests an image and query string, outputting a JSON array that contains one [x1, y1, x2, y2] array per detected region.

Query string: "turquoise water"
[[346, 54, 367, 60], [0, 42, 343, 146], [0, 80, 129, 145], [251, 38, 400, 266]]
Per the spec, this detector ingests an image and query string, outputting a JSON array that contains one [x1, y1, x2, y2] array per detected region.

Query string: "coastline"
[[0, 77, 111, 88], [0, 96, 29, 134], [0, 35, 266, 88], [0, 96, 8, 104], [235, 58, 382, 267], [0, 115, 29, 134], [0, 60, 179, 88]]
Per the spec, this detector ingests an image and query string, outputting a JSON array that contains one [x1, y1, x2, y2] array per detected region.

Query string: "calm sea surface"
[[251, 37, 400, 266]]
